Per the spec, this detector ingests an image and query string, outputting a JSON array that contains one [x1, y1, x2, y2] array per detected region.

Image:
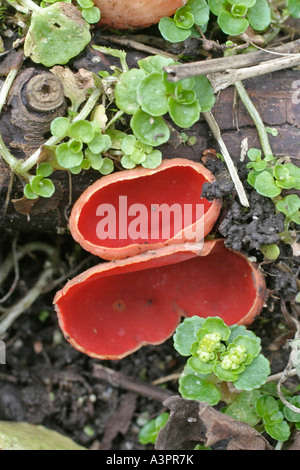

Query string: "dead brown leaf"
[[155, 396, 272, 450]]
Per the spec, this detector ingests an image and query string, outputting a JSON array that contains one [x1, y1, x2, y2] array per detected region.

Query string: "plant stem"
[[0, 133, 19, 171], [203, 111, 250, 208], [20, 87, 101, 174], [0, 68, 18, 114], [6, 0, 41, 13], [234, 80, 273, 158], [0, 263, 54, 336], [105, 109, 124, 130]]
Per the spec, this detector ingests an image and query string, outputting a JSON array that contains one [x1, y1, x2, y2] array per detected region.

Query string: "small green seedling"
[[247, 149, 300, 198], [174, 316, 271, 407], [224, 384, 300, 444], [260, 244, 280, 260], [24, 162, 55, 200], [120, 134, 162, 169], [159, 0, 210, 43], [114, 54, 215, 144], [51, 117, 114, 175], [138, 412, 169, 445], [275, 194, 300, 243], [159, 0, 271, 42]]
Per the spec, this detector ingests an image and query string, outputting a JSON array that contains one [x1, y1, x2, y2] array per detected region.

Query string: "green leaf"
[[35, 179, 55, 198], [141, 150, 162, 169], [223, 390, 261, 426], [174, 6, 195, 29], [253, 171, 281, 198], [130, 109, 170, 147], [173, 316, 206, 356], [228, 0, 256, 5], [85, 149, 104, 170], [187, 356, 214, 374], [50, 117, 70, 138], [24, 3, 91, 67], [255, 395, 279, 419], [213, 362, 241, 382], [264, 420, 290, 442], [138, 412, 169, 445], [88, 133, 111, 154], [276, 195, 300, 218], [274, 163, 296, 189], [31, 175, 55, 198], [81, 6, 101, 24], [175, 85, 197, 105], [283, 396, 300, 423], [217, 10, 249, 35], [68, 139, 83, 153], [247, 0, 271, 31], [266, 127, 278, 137], [231, 4, 248, 17], [234, 354, 271, 391], [36, 162, 53, 178], [200, 317, 231, 341], [129, 148, 146, 164], [137, 55, 175, 74], [287, 0, 300, 18], [24, 183, 39, 200], [55, 143, 84, 169], [121, 135, 137, 155], [99, 157, 114, 175], [192, 76, 215, 112], [137, 72, 169, 116], [187, 0, 210, 26], [77, 0, 94, 7], [227, 325, 259, 344], [68, 120, 95, 143], [168, 96, 201, 128], [115, 68, 146, 115], [120, 155, 136, 169], [179, 373, 221, 405], [284, 163, 300, 190], [260, 244, 280, 260], [208, 0, 227, 15], [158, 17, 191, 43]]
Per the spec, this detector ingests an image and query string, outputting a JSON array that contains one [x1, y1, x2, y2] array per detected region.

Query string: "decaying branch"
[[164, 39, 300, 83]]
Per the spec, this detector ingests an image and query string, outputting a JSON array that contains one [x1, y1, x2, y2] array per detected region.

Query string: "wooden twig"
[[93, 364, 174, 403], [203, 111, 250, 207], [99, 35, 179, 60], [209, 54, 300, 93], [164, 39, 300, 82]]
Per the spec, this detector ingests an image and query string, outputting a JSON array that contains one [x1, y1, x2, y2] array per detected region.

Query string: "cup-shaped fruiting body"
[[69, 158, 222, 260], [54, 240, 266, 360], [96, 0, 184, 30]]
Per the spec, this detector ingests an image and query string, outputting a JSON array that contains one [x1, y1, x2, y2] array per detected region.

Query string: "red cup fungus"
[[54, 239, 266, 360], [54, 157, 267, 360], [95, 0, 184, 30], [69, 158, 222, 260]]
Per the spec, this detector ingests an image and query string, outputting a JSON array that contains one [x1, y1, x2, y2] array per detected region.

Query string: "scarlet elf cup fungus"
[[95, 0, 184, 30], [69, 158, 222, 260], [54, 158, 267, 360]]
